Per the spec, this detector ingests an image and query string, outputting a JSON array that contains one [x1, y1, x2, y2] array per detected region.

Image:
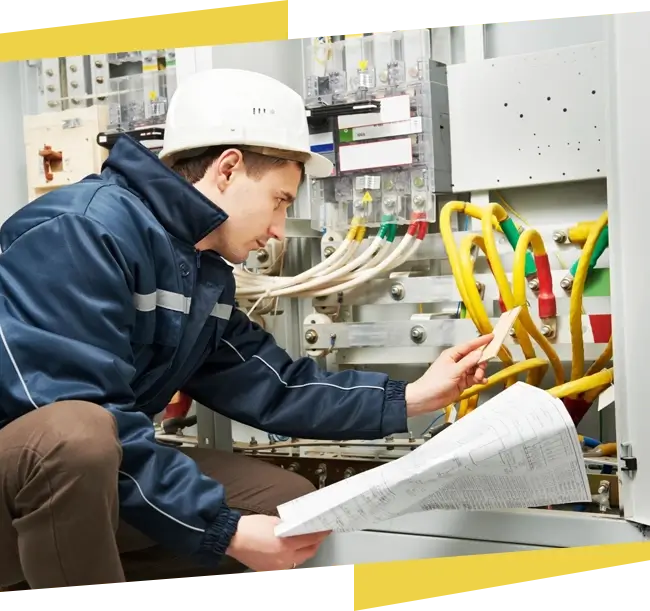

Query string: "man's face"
[[194, 149, 301, 263]]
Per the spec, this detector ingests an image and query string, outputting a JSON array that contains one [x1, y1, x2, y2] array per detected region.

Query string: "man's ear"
[[211, 149, 244, 192]]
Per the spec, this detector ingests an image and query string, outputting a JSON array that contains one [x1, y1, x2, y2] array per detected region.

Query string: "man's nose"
[[269, 219, 286, 242]]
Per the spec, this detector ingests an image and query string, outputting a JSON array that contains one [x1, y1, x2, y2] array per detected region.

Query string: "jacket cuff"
[[381, 379, 408, 436], [198, 505, 242, 567]]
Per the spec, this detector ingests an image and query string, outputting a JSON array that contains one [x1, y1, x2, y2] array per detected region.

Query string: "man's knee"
[[14, 401, 121, 478], [50, 401, 121, 473], [266, 466, 317, 508]]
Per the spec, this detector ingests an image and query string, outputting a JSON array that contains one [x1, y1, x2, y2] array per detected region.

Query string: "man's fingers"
[[455, 348, 484, 373], [448, 334, 494, 361], [292, 542, 324, 566], [282, 530, 332, 549]]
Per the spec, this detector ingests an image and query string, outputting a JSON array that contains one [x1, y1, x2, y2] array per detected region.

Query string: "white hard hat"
[[159, 68, 333, 178]]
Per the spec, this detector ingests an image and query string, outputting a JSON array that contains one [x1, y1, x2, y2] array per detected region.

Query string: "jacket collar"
[[101, 135, 228, 246]]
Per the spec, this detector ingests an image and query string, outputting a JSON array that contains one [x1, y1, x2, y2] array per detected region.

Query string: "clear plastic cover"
[[106, 67, 177, 131], [306, 30, 449, 232]]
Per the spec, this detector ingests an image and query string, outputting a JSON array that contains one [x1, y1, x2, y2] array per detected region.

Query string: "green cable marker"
[[500, 217, 537, 276], [569, 224, 609, 278]]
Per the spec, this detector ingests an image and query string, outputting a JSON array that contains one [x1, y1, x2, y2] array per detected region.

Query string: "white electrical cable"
[[235, 221, 427, 313], [296, 232, 424, 298], [265, 235, 386, 299], [234, 236, 358, 297]]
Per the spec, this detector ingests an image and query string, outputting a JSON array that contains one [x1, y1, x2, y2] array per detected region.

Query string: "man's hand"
[[226, 515, 331, 571], [405, 333, 494, 418]]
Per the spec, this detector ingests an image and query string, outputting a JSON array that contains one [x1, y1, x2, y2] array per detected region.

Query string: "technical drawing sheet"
[[274, 382, 592, 537]]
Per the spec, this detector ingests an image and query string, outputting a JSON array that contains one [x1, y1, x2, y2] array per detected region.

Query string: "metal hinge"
[[620, 442, 637, 475]]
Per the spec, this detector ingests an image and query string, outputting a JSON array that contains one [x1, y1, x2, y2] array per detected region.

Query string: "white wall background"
[[0, 61, 28, 225]]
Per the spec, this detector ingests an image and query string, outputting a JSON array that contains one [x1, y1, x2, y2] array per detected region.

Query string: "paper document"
[[274, 382, 591, 537], [478, 306, 522, 363]]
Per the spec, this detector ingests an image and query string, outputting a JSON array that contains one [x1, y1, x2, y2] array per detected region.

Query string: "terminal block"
[[304, 31, 452, 233]]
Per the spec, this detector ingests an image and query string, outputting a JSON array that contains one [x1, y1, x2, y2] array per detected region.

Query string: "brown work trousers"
[[0, 401, 316, 590]]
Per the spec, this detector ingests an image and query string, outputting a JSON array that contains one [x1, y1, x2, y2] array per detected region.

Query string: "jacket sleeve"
[[0, 213, 239, 567], [183, 307, 409, 440]]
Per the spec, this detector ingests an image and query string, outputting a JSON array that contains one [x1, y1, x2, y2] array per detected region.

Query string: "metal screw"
[[528, 278, 539, 291], [70, 81, 78, 89], [390, 283, 405, 301], [47, 101, 59, 107], [410, 325, 426, 344], [541, 325, 552, 337], [560, 276, 573, 290], [46, 85, 55, 92], [45, 69, 54, 77], [343, 468, 355, 478], [249, 436, 257, 446], [256, 248, 269, 263], [552, 230, 566, 244], [95, 76, 104, 84], [69, 64, 78, 72], [94, 60, 104, 68], [324, 246, 336, 258], [509, 328, 517, 337], [305, 329, 319, 344]]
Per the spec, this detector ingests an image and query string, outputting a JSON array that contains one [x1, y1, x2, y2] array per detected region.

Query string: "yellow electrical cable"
[[437, 200, 614, 435], [584, 336, 613, 378], [480, 203, 539, 380], [582, 382, 612, 405], [458, 234, 518, 386], [569, 211, 609, 382], [513, 228, 565, 386], [458, 234, 514, 362], [547, 369, 613, 400], [458, 358, 549, 401]]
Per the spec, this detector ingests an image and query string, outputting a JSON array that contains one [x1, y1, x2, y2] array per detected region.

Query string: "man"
[[0, 68, 491, 589]]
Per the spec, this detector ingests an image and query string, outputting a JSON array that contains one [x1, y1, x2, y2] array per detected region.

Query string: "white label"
[[378, 95, 412, 123], [598, 384, 615, 411], [338, 138, 413, 173], [352, 117, 422, 142], [337, 95, 411, 129]]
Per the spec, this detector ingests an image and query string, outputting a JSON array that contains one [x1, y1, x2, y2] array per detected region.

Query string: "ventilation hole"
[[563, 108, 568, 112], [504, 102, 508, 107], [563, 172, 566, 176], [520, 114, 524, 118], [592, 90, 596, 95], [547, 96, 551, 101], [598, 139, 601, 142], [597, 169, 601, 173], [529, 176, 533, 179]]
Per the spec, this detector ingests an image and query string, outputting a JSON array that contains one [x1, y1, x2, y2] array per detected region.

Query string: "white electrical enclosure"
[[448, 42, 606, 192], [605, 12, 650, 527]]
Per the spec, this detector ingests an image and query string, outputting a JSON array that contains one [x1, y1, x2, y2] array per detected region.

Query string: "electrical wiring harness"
[[226, 201, 612, 455], [438, 201, 613, 456]]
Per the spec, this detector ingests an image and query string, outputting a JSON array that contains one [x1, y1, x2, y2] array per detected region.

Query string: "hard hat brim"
[[304, 150, 334, 179]]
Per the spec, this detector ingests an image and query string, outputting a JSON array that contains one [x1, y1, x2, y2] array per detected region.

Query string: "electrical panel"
[[303, 31, 451, 233]]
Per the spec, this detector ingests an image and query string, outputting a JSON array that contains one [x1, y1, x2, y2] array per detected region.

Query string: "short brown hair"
[[170, 145, 308, 184]]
